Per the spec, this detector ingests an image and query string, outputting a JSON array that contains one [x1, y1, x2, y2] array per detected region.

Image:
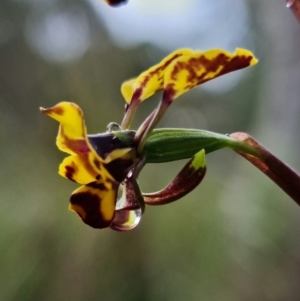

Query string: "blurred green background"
[[1, 0, 300, 300]]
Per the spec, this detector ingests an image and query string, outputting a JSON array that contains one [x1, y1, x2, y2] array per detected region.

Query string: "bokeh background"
[[1, 0, 300, 300]]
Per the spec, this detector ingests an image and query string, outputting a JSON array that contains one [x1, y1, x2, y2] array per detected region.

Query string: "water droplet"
[[110, 208, 142, 231], [115, 187, 126, 210], [107, 122, 121, 132], [111, 179, 143, 231], [127, 169, 133, 179]]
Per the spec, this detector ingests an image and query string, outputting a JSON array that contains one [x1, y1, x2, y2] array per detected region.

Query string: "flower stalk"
[[230, 132, 300, 205]]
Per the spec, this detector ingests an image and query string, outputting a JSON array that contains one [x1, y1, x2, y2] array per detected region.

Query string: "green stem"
[[120, 98, 140, 130]]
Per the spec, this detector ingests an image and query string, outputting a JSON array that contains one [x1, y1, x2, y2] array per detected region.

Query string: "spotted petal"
[[163, 48, 258, 100], [41, 102, 116, 184], [121, 49, 194, 104], [121, 48, 257, 104], [59, 155, 100, 184], [69, 180, 119, 229], [40, 102, 90, 156]]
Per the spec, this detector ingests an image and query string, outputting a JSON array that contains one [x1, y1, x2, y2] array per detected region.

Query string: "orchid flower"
[[41, 47, 260, 231]]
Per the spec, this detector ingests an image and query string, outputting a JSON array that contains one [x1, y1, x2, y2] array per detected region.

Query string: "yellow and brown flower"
[[40, 102, 136, 228], [41, 47, 258, 231]]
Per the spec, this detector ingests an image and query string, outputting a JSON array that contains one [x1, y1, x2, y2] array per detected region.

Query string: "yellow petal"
[[163, 48, 258, 100], [69, 180, 119, 229], [59, 150, 119, 185], [121, 78, 136, 104], [40, 102, 90, 156], [59, 155, 99, 184], [121, 49, 194, 103], [41, 102, 119, 183]]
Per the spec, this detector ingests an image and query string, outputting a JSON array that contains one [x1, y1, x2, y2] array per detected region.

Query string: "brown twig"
[[286, 0, 300, 23], [230, 132, 300, 206]]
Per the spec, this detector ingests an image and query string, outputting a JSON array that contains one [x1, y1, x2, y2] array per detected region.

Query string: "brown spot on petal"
[[68, 139, 90, 154], [219, 55, 252, 75], [52, 106, 64, 115], [170, 54, 229, 85], [93, 159, 101, 170], [104, 158, 135, 183], [139, 53, 184, 92], [107, 178, 119, 189], [169, 53, 254, 96], [40, 106, 64, 115], [70, 192, 111, 228], [163, 85, 177, 103], [131, 88, 142, 102], [86, 181, 108, 191], [65, 165, 75, 181], [60, 127, 90, 155]]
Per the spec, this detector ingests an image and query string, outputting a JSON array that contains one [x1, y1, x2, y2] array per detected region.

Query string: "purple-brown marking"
[[144, 157, 206, 205], [65, 165, 76, 182], [137, 52, 186, 96], [51, 106, 64, 115], [60, 127, 90, 155], [70, 192, 112, 229], [219, 55, 252, 75], [93, 159, 101, 170], [163, 85, 177, 103], [169, 53, 253, 94], [86, 181, 108, 191]]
